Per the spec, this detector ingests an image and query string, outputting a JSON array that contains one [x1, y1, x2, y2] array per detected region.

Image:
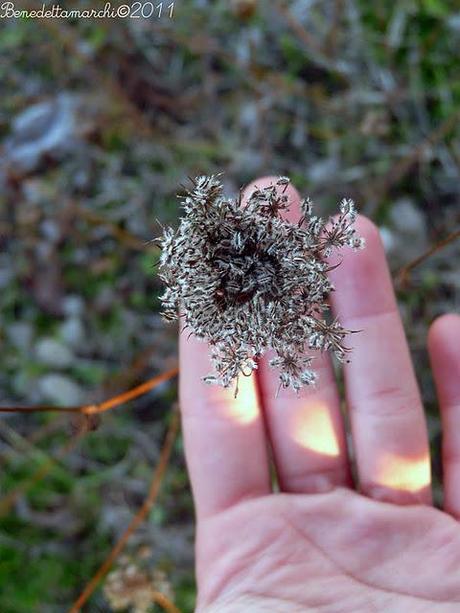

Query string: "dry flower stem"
[[75, 205, 158, 253], [0, 367, 178, 414], [151, 590, 182, 613], [83, 366, 178, 415], [395, 229, 460, 288], [159, 175, 365, 394], [68, 409, 180, 613], [0, 368, 178, 517]]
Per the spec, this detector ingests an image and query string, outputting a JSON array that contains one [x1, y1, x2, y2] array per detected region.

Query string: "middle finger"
[[245, 177, 352, 494]]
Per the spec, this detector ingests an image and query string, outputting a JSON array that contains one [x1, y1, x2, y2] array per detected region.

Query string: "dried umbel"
[[158, 175, 365, 395]]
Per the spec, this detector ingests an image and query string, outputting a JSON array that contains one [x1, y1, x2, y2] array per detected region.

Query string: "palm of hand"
[[197, 490, 460, 612], [179, 179, 460, 613]]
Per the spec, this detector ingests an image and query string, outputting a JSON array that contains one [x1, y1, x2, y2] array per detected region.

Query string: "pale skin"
[[179, 177, 460, 612]]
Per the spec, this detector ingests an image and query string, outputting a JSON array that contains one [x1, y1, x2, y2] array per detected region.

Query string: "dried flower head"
[[158, 175, 365, 395], [104, 554, 174, 613]]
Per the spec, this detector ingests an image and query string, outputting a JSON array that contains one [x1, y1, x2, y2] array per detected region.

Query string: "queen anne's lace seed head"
[[158, 175, 365, 396]]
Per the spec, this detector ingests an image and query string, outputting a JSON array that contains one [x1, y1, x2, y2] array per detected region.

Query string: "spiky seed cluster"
[[158, 175, 365, 395]]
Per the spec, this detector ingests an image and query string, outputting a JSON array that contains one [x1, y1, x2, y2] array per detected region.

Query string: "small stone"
[[40, 219, 61, 243], [35, 338, 74, 368], [94, 286, 116, 312], [0, 267, 14, 289], [390, 198, 427, 238], [38, 374, 84, 406], [62, 295, 85, 317], [7, 322, 34, 351], [379, 226, 397, 254], [308, 158, 338, 184], [385, 198, 428, 264], [4, 93, 79, 174], [58, 317, 85, 348]]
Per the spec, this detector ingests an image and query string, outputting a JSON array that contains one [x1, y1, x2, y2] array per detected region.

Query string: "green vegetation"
[[1, 0, 459, 610]]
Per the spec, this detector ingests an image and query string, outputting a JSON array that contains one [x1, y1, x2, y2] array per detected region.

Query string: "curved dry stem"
[[395, 229, 460, 288], [68, 409, 180, 612]]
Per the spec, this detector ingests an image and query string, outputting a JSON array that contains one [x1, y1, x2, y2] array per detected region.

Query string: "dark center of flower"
[[214, 238, 281, 306]]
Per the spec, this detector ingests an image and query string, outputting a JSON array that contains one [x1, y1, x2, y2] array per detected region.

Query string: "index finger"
[[179, 332, 271, 520], [178, 177, 273, 519]]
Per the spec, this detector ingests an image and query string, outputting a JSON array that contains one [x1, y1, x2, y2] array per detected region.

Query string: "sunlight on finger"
[[291, 403, 341, 457], [375, 452, 431, 493], [224, 375, 260, 425]]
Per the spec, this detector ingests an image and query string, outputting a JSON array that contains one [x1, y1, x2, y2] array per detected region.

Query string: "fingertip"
[[242, 175, 300, 198], [242, 175, 280, 195], [328, 213, 381, 245], [428, 313, 460, 353], [241, 175, 302, 221], [328, 214, 395, 321], [328, 214, 384, 272], [428, 313, 460, 406], [428, 314, 460, 517], [354, 214, 383, 248]]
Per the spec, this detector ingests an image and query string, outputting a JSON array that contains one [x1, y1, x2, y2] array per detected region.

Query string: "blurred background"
[[1, 0, 460, 610]]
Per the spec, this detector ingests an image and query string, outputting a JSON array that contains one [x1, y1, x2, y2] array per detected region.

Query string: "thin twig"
[[0, 348, 171, 470], [368, 108, 460, 215], [151, 589, 182, 613], [395, 229, 460, 288], [0, 417, 90, 518], [75, 205, 159, 253], [0, 420, 56, 469], [0, 368, 178, 516], [0, 416, 65, 469], [106, 342, 163, 391], [0, 367, 178, 415], [276, 0, 349, 82], [83, 367, 178, 415], [28, 9, 157, 137], [0, 405, 83, 414], [68, 409, 180, 613]]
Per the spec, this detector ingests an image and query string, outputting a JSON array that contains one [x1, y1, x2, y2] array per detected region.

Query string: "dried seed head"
[[158, 175, 365, 396]]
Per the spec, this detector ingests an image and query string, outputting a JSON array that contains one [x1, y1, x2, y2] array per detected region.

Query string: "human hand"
[[179, 178, 460, 612]]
